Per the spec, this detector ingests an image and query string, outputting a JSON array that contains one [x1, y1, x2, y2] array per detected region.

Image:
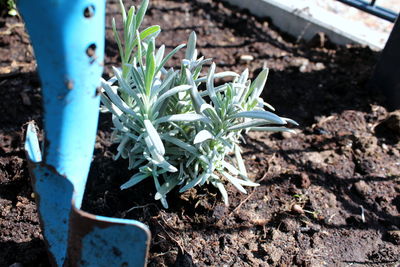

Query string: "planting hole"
[[86, 43, 97, 58], [84, 5, 95, 18]]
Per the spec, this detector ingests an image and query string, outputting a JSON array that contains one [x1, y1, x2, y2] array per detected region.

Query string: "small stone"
[[239, 54, 254, 62], [353, 180, 371, 197], [386, 230, 400, 245], [315, 62, 325, 71], [281, 131, 293, 139], [299, 64, 307, 73], [299, 173, 311, 189], [291, 204, 304, 214]]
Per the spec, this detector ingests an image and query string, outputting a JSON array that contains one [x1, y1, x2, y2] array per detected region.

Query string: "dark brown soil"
[[1, 0, 400, 266]]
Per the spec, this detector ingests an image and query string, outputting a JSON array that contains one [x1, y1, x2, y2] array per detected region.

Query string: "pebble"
[[281, 131, 293, 139], [353, 180, 371, 197], [239, 55, 254, 62], [315, 62, 325, 71], [299, 173, 311, 189], [291, 204, 304, 214]]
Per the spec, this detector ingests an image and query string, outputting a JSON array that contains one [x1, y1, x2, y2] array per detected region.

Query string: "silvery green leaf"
[[118, 0, 127, 23], [135, 0, 149, 30], [125, 7, 135, 44], [199, 103, 222, 125], [182, 59, 190, 67], [121, 172, 150, 190], [135, 30, 144, 68], [145, 39, 156, 94], [155, 43, 186, 74], [186, 155, 197, 168], [194, 129, 214, 144], [102, 80, 138, 118], [250, 127, 296, 134], [247, 68, 269, 102], [129, 158, 145, 170], [234, 145, 248, 179], [206, 63, 221, 109], [144, 138, 177, 173], [170, 122, 190, 139], [195, 71, 239, 83], [113, 67, 131, 93], [124, 132, 138, 141], [179, 172, 205, 192], [199, 171, 212, 186], [154, 84, 191, 108], [221, 161, 240, 176], [150, 78, 162, 101], [100, 94, 123, 117], [112, 18, 124, 62], [185, 31, 197, 61], [214, 181, 228, 206], [282, 117, 299, 126], [151, 158, 178, 172], [144, 119, 165, 155], [227, 119, 269, 131], [112, 114, 128, 132], [155, 176, 181, 199], [236, 178, 259, 187], [155, 45, 165, 67], [238, 68, 249, 84], [162, 135, 198, 155], [156, 113, 211, 124], [220, 171, 246, 193], [216, 136, 234, 150], [115, 135, 130, 160], [138, 25, 161, 43], [186, 69, 206, 114], [263, 101, 275, 111], [231, 110, 286, 125]]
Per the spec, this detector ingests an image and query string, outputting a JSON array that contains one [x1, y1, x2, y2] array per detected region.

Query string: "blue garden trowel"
[[19, 0, 150, 266]]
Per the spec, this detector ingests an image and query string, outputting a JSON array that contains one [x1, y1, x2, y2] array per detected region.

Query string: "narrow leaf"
[[155, 43, 186, 74], [185, 31, 197, 60], [144, 119, 165, 155], [227, 119, 268, 131], [231, 110, 286, 125], [156, 113, 211, 124], [162, 135, 198, 155], [135, 0, 149, 30], [194, 130, 214, 144], [195, 71, 239, 83], [121, 173, 150, 190], [250, 127, 296, 133]]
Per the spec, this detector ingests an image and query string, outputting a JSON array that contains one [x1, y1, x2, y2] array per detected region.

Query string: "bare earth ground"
[[0, 0, 400, 266]]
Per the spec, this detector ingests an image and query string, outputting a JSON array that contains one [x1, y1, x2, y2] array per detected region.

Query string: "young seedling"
[[101, 0, 298, 208]]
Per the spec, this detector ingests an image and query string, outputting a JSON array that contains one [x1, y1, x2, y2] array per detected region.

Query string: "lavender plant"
[[101, 0, 297, 208]]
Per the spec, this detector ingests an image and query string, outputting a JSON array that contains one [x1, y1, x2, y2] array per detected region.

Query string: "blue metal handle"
[[20, 0, 151, 265], [19, 0, 104, 208]]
